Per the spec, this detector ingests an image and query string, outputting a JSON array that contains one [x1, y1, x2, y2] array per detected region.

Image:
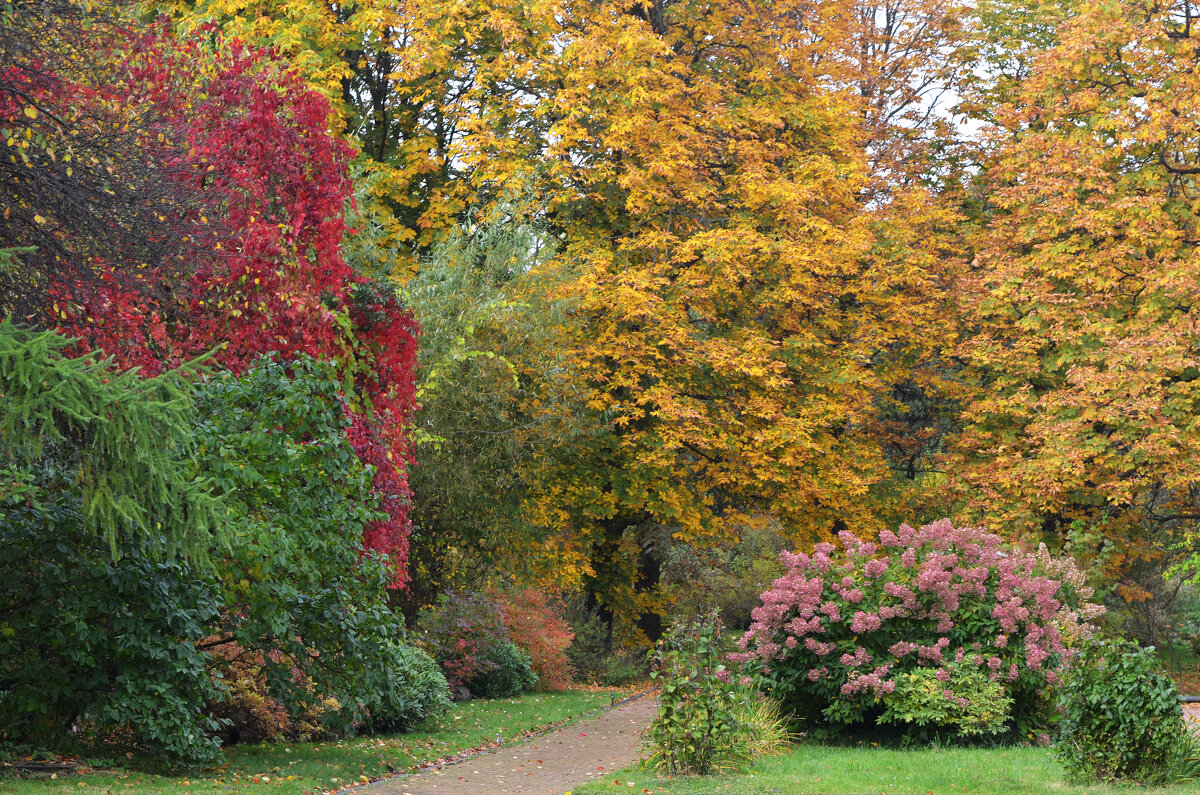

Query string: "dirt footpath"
[[370, 695, 657, 795]]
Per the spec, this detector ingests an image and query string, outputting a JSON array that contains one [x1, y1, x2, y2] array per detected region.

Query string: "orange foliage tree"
[[952, 0, 1200, 595], [479, 0, 963, 639]]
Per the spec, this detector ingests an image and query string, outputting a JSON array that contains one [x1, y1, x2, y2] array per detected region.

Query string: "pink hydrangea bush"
[[732, 519, 1101, 738]]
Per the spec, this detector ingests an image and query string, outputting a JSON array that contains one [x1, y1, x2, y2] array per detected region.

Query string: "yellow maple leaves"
[[500, 1, 958, 582]]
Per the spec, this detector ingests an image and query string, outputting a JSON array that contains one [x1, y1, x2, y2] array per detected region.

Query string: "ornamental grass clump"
[[733, 519, 1102, 740]]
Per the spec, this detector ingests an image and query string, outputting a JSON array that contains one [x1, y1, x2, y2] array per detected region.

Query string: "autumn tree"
[[951, 0, 1200, 598], [398, 204, 590, 616], [820, 0, 972, 519], [961, 0, 1077, 121], [156, 0, 971, 607], [453, 0, 956, 640], [811, 0, 971, 195]]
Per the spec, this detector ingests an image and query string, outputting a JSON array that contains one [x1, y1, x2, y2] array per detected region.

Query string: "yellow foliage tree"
[[952, 0, 1200, 596], [484, 0, 964, 638]]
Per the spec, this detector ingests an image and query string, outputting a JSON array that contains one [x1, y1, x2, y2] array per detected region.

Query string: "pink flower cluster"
[[733, 519, 1101, 728], [839, 645, 873, 668], [842, 664, 895, 697], [850, 610, 883, 633]]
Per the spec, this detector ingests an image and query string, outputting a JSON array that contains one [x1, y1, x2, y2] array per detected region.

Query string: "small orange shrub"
[[497, 589, 575, 691]]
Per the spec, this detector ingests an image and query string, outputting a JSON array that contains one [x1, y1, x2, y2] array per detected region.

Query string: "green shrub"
[[194, 356, 408, 737], [360, 641, 452, 733], [0, 319, 424, 766], [1057, 638, 1200, 784], [561, 598, 611, 682], [470, 642, 538, 699], [0, 504, 223, 766], [880, 653, 1012, 738], [646, 613, 784, 776]]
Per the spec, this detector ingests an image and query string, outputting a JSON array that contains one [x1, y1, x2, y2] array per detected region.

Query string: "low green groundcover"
[[574, 743, 1200, 795]]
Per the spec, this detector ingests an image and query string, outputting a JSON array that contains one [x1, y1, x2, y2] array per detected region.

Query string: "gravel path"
[[368, 694, 657, 795], [1184, 702, 1200, 730]]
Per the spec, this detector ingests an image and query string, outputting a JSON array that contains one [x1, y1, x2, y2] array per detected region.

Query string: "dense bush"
[[1, 352, 431, 765], [194, 356, 410, 737], [498, 589, 575, 691], [0, 506, 224, 765], [209, 639, 449, 743], [469, 642, 538, 699], [417, 590, 511, 697], [734, 519, 1103, 739], [81, 354, 444, 753], [1057, 638, 1200, 784], [359, 641, 452, 734], [646, 614, 787, 775]]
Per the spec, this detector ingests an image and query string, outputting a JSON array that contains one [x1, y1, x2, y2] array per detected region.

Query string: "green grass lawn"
[[575, 743, 1200, 795], [1, 689, 620, 795]]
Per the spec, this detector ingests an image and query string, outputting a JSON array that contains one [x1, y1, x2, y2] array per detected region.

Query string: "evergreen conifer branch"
[[0, 316, 223, 564]]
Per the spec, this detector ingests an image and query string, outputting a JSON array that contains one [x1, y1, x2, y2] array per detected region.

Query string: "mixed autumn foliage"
[[7, 0, 1200, 766], [0, 2, 416, 579]]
